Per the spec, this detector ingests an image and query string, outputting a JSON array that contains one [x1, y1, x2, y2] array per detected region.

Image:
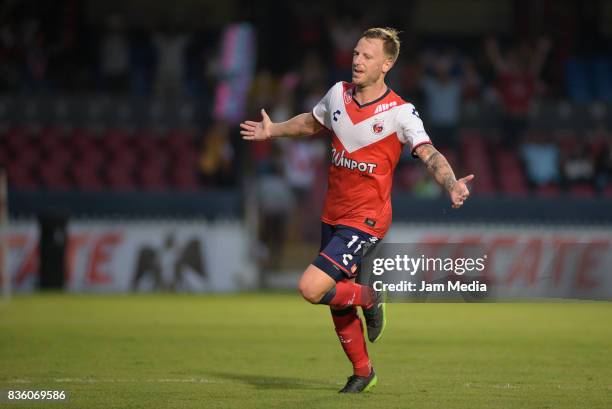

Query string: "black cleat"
[[362, 289, 386, 343], [338, 370, 378, 393]]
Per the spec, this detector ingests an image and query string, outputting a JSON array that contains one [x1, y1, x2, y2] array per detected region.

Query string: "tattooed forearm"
[[442, 173, 456, 191], [424, 151, 441, 173], [416, 145, 457, 192]]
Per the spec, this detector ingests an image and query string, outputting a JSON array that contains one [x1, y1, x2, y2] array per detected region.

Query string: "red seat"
[[6, 130, 31, 152], [71, 128, 98, 155], [15, 150, 40, 166], [0, 149, 8, 165], [394, 163, 422, 191], [106, 165, 136, 190], [133, 129, 157, 140], [495, 150, 529, 196], [140, 148, 169, 167], [39, 163, 71, 190], [73, 166, 104, 191], [75, 149, 106, 167], [169, 167, 199, 190], [138, 163, 168, 190], [104, 129, 131, 152], [132, 129, 158, 154], [5, 127, 29, 143], [71, 128, 96, 140], [45, 148, 73, 166], [38, 127, 64, 147], [107, 150, 138, 167], [460, 133, 496, 195], [569, 183, 596, 197], [7, 163, 39, 190], [535, 183, 560, 197], [166, 129, 195, 153]]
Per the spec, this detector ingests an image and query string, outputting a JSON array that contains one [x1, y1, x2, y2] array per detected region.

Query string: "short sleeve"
[[311, 84, 337, 130], [396, 103, 432, 157]]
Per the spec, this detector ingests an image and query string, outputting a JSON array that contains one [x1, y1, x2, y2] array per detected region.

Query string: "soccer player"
[[240, 27, 473, 393]]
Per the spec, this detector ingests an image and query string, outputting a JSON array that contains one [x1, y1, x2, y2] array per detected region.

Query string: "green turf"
[[1, 294, 611, 408]]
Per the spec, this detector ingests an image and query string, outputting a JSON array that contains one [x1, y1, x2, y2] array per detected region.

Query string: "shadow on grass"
[[208, 371, 338, 391]]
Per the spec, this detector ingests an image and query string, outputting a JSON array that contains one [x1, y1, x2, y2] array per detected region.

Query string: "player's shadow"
[[208, 371, 338, 391]]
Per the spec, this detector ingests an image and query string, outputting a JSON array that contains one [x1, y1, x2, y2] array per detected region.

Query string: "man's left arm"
[[414, 144, 474, 208]]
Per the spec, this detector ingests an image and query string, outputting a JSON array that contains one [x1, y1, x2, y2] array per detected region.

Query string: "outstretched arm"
[[530, 37, 552, 76], [414, 144, 474, 208], [240, 109, 322, 141], [485, 37, 507, 74]]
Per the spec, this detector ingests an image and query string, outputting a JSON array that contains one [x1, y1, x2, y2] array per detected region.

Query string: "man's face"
[[352, 37, 393, 87]]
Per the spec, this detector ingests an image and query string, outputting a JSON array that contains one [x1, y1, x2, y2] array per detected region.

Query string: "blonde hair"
[[362, 27, 401, 62]]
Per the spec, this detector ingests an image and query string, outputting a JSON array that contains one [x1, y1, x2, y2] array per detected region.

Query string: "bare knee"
[[298, 279, 325, 304], [298, 265, 336, 304]]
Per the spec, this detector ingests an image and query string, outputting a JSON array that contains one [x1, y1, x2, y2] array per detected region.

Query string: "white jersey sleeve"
[[312, 83, 339, 130], [396, 103, 432, 156]]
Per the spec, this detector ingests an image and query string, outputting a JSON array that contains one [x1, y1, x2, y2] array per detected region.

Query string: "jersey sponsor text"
[[331, 147, 377, 173]]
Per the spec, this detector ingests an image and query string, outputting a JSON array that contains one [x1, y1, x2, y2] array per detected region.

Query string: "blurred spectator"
[[212, 22, 256, 124], [282, 138, 326, 240], [520, 134, 560, 187], [329, 16, 360, 81], [1, 0, 611, 201], [153, 25, 189, 97], [461, 57, 482, 101], [256, 143, 294, 271], [199, 121, 235, 186], [0, 23, 20, 92], [270, 73, 299, 123], [267, 72, 327, 241], [298, 53, 326, 96], [394, 157, 441, 198], [301, 83, 327, 114], [397, 60, 422, 103], [246, 71, 279, 166], [420, 51, 462, 148], [485, 37, 551, 147], [412, 166, 442, 198], [21, 18, 49, 94], [595, 142, 612, 192], [561, 141, 595, 187], [199, 40, 221, 98], [249, 71, 278, 115], [292, 1, 327, 50], [99, 14, 130, 94]]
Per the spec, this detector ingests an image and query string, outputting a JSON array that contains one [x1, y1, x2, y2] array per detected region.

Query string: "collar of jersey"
[[351, 87, 391, 109]]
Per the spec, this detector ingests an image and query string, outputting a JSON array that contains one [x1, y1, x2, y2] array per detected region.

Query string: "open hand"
[[240, 109, 273, 141]]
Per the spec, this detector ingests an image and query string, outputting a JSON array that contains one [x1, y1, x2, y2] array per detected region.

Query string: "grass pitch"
[[0, 294, 611, 409]]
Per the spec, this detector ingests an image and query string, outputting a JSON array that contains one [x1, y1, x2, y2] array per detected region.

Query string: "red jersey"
[[312, 82, 432, 238], [497, 72, 535, 115]]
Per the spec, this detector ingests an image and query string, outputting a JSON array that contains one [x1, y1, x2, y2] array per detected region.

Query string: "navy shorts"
[[313, 222, 380, 282]]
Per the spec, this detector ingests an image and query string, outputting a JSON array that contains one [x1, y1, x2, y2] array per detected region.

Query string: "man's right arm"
[[240, 109, 322, 141], [270, 112, 322, 138]]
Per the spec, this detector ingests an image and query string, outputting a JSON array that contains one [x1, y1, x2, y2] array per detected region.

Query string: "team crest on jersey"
[[343, 89, 353, 104], [372, 119, 385, 135]]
